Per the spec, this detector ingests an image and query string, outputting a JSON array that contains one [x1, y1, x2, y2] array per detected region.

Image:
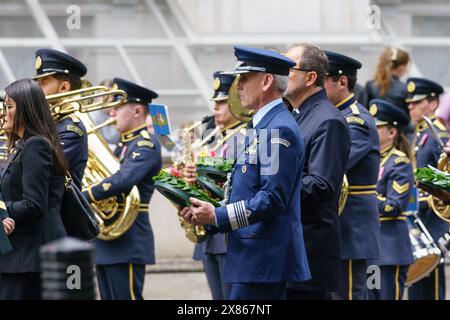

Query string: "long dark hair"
[[387, 124, 412, 160], [4, 78, 69, 175]]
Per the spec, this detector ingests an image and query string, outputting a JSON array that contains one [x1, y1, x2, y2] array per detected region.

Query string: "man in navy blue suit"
[[180, 46, 311, 300], [284, 44, 351, 300]]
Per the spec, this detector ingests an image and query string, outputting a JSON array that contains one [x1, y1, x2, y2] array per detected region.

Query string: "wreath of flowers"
[[195, 152, 234, 173], [153, 167, 220, 207]]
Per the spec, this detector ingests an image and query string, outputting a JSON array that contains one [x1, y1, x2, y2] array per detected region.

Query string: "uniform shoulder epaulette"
[[346, 116, 365, 126], [69, 114, 80, 123], [438, 131, 450, 139], [391, 149, 410, 164], [349, 103, 360, 115], [137, 140, 155, 148], [394, 156, 410, 164], [140, 130, 150, 140], [433, 119, 447, 132], [392, 149, 406, 157], [67, 124, 83, 136]]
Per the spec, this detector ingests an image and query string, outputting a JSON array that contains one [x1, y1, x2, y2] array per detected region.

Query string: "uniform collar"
[[380, 145, 393, 158], [416, 114, 436, 132], [121, 124, 148, 143], [251, 98, 282, 128], [380, 145, 394, 166], [336, 93, 356, 111]]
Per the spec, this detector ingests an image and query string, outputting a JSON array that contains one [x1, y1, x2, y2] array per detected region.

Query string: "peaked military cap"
[[324, 50, 362, 76], [369, 98, 409, 127], [405, 77, 444, 103], [227, 45, 295, 76], [113, 78, 158, 106], [33, 48, 87, 80], [211, 71, 236, 101]]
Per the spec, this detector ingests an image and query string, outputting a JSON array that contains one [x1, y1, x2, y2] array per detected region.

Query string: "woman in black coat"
[[0, 78, 68, 299]]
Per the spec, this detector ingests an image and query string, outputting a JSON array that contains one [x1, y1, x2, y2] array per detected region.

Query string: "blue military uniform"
[[367, 99, 414, 300], [83, 78, 162, 300], [325, 51, 381, 300], [406, 77, 450, 300], [209, 46, 310, 300], [33, 49, 89, 187]]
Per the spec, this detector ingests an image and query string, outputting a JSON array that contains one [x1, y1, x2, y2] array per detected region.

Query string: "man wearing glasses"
[[284, 44, 351, 300]]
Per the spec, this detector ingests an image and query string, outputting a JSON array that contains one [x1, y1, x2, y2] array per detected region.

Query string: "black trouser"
[[203, 253, 231, 300], [336, 259, 368, 300], [368, 265, 409, 300], [0, 272, 40, 300], [96, 263, 145, 300]]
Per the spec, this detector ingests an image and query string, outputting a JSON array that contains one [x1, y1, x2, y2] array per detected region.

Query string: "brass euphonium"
[[79, 115, 141, 241], [428, 153, 450, 221]]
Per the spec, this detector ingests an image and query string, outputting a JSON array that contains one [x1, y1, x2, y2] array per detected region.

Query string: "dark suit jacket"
[[363, 77, 408, 117], [288, 89, 351, 292], [0, 136, 66, 273]]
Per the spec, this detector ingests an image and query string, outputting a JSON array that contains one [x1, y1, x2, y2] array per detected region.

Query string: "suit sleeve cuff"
[[216, 200, 249, 233]]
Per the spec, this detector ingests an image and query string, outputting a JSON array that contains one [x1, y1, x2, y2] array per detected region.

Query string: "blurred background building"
[[0, 0, 449, 262]]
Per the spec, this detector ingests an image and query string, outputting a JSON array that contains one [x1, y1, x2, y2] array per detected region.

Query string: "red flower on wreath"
[[164, 167, 181, 177]]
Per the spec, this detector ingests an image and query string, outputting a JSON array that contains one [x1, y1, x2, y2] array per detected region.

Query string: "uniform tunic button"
[[250, 232, 256, 238]]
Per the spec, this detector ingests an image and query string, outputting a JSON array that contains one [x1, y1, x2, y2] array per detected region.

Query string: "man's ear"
[[305, 71, 318, 87], [59, 80, 72, 93], [134, 104, 145, 118], [339, 76, 348, 89], [429, 99, 439, 113], [262, 73, 274, 91]]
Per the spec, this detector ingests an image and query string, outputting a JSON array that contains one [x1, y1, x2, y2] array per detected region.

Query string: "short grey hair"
[[273, 74, 288, 93]]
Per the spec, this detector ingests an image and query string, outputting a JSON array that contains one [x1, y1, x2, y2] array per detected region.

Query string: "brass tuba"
[[428, 153, 450, 221], [80, 115, 141, 241], [47, 82, 141, 241]]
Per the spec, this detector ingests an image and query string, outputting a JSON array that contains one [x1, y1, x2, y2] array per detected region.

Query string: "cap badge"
[[369, 104, 378, 116], [35, 56, 42, 70], [213, 78, 221, 90], [407, 81, 416, 93]]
